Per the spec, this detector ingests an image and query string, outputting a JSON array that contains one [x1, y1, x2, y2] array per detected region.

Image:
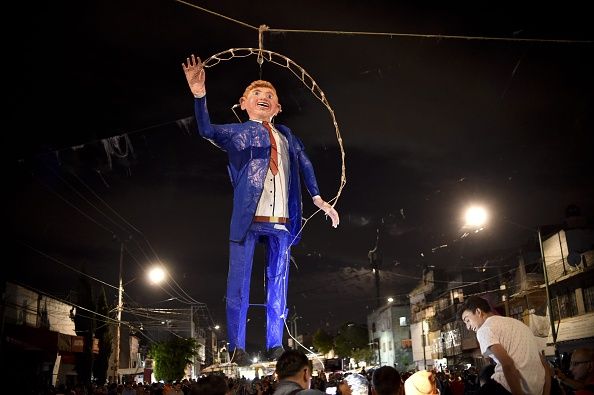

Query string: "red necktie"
[[263, 121, 278, 176]]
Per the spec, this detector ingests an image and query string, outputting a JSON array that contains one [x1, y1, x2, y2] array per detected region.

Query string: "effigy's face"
[[240, 87, 281, 121]]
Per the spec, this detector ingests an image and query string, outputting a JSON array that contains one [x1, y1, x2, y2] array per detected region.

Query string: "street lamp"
[[463, 206, 488, 228], [113, 243, 166, 383], [148, 266, 166, 284]]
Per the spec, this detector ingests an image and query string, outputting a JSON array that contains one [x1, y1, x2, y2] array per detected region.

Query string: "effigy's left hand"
[[313, 196, 339, 228]]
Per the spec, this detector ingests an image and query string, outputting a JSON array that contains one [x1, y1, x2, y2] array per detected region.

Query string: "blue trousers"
[[227, 222, 291, 351]]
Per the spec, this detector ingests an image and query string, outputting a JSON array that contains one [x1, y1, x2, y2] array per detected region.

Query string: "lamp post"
[[538, 227, 558, 347], [113, 242, 124, 383], [422, 319, 427, 370], [113, 242, 167, 383], [462, 206, 558, 351]]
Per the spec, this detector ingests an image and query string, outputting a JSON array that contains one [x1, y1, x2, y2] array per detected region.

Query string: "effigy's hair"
[[242, 80, 277, 99]]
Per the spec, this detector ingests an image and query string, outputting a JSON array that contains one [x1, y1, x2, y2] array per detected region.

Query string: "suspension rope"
[[172, 0, 592, 44]]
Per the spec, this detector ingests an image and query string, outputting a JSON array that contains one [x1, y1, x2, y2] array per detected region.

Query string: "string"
[[172, 0, 592, 44]]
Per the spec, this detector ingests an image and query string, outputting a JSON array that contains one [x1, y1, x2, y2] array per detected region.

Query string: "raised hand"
[[182, 54, 206, 97]]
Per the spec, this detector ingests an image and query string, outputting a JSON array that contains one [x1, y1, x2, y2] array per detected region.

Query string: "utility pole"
[[422, 319, 427, 370], [368, 227, 381, 308], [113, 241, 124, 383], [190, 305, 198, 379], [539, 228, 558, 354], [289, 307, 301, 348]]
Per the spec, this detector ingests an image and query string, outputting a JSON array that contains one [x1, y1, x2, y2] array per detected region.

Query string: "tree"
[[333, 322, 368, 358], [351, 348, 374, 365], [93, 287, 112, 385], [150, 337, 198, 382], [313, 328, 334, 354]]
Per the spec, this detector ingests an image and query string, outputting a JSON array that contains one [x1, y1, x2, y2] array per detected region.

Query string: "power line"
[[173, 0, 592, 44]]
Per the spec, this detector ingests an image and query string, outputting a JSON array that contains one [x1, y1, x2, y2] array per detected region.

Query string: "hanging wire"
[[172, 0, 592, 44]]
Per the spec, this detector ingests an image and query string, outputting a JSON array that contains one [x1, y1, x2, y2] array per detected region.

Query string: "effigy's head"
[[240, 80, 282, 121]]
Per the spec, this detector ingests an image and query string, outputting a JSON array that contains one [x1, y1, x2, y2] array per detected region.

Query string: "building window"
[[510, 305, 524, 321], [584, 285, 594, 313], [389, 341, 392, 350], [552, 292, 578, 320], [372, 322, 376, 332], [400, 317, 407, 326], [382, 342, 386, 352]]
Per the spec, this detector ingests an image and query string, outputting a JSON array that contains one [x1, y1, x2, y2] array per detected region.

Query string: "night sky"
[[10, 0, 594, 352]]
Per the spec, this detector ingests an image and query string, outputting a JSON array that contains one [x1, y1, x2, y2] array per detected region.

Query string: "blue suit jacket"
[[194, 97, 321, 243]]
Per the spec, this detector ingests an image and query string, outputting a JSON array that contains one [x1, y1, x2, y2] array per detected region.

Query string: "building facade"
[[1, 282, 84, 390], [367, 298, 413, 370]]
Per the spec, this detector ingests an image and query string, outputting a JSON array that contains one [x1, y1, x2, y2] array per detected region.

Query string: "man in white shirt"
[[459, 296, 544, 394]]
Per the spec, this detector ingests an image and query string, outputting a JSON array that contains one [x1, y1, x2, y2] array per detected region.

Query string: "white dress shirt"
[[253, 120, 289, 219]]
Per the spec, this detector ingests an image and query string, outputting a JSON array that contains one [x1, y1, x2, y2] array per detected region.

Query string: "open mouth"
[[257, 101, 270, 109]]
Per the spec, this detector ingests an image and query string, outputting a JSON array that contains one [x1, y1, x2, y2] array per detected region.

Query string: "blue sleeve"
[[294, 134, 321, 197], [193, 96, 233, 151]]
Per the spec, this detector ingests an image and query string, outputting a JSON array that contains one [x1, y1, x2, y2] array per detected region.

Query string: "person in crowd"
[[555, 348, 594, 394], [338, 373, 368, 395], [449, 374, 464, 395], [182, 54, 339, 365], [458, 296, 544, 394], [400, 372, 412, 385], [272, 349, 325, 395], [434, 371, 451, 395], [404, 370, 439, 395], [167, 382, 185, 395], [478, 364, 495, 388], [370, 366, 402, 395], [122, 382, 136, 395], [191, 375, 230, 395]]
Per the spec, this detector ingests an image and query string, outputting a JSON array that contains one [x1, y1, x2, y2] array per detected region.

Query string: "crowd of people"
[[40, 295, 594, 395], [39, 343, 593, 395]]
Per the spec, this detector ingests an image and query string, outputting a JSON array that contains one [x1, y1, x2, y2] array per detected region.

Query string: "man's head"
[[371, 366, 402, 395], [275, 349, 312, 389], [458, 296, 493, 332], [570, 348, 594, 381], [239, 80, 282, 122]]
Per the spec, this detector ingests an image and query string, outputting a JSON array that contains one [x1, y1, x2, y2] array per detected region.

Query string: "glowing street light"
[[114, 256, 166, 383], [148, 266, 166, 284], [387, 297, 394, 303], [464, 205, 488, 228]]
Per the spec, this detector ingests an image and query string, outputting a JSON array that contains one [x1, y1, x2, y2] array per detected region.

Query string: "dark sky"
[[10, 1, 594, 351]]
